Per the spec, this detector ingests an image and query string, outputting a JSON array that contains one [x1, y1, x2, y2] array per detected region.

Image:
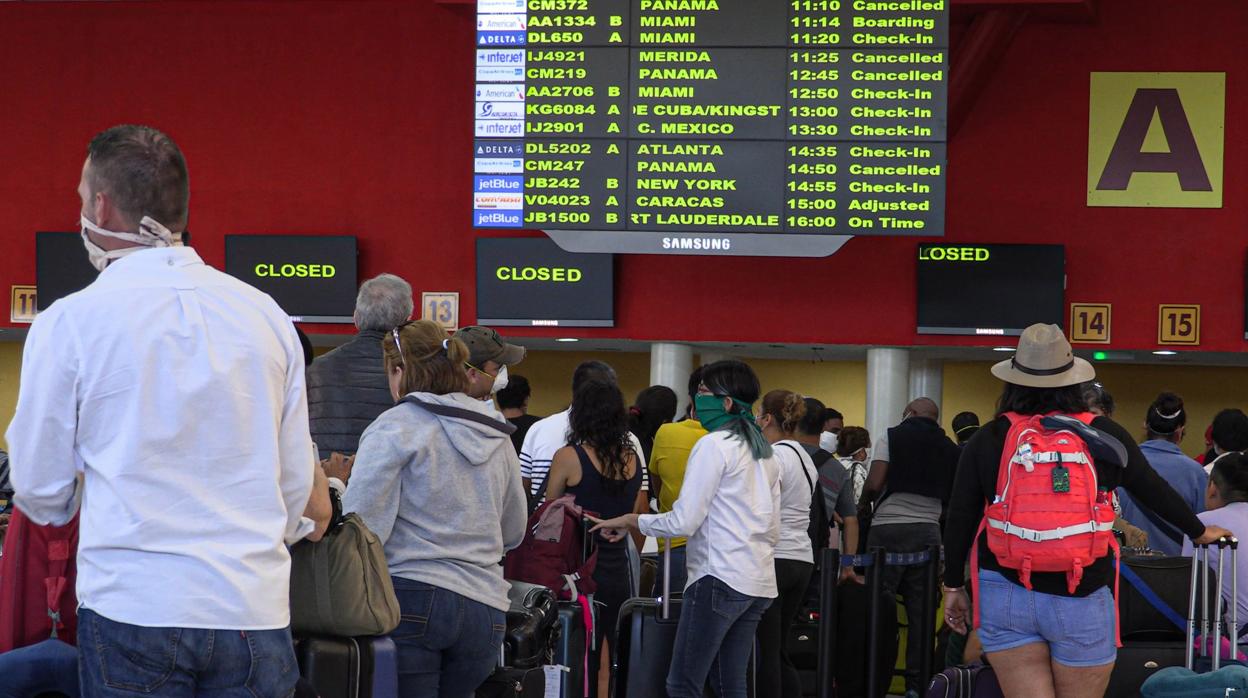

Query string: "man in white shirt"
[[7, 125, 314, 696], [519, 360, 648, 498]]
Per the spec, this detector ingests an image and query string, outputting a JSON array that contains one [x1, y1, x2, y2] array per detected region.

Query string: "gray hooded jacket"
[[342, 392, 528, 612]]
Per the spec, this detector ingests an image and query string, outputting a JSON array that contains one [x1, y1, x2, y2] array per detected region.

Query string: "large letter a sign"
[[1087, 72, 1224, 208]]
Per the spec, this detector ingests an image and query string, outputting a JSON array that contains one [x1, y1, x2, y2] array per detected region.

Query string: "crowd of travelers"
[[0, 124, 1246, 698]]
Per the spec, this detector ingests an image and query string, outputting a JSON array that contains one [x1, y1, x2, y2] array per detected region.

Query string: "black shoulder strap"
[[809, 448, 834, 469], [777, 443, 815, 495], [398, 395, 516, 434]]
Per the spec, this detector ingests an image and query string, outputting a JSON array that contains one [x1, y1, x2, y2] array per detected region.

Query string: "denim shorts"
[[976, 569, 1117, 667]]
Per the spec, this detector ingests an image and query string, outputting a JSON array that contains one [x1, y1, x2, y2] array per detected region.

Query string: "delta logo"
[[474, 141, 523, 157], [477, 31, 526, 47]]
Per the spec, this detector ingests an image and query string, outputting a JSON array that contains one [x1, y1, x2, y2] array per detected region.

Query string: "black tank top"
[[565, 442, 642, 523]]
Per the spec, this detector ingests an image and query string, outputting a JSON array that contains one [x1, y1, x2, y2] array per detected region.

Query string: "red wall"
[[1, 0, 1244, 350]]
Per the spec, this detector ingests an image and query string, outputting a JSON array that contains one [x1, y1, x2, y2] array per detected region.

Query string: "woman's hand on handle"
[[943, 587, 970, 635], [1194, 525, 1235, 546], [589, 513, 640, 543]]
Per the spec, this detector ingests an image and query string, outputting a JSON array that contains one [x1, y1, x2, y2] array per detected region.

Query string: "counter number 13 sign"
[[422, 292, 460, 333]]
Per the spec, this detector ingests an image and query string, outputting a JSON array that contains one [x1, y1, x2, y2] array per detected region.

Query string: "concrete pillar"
[[866, 348, 910, 446], [651, 343, 694, 419], [908, 358, 944, 415]]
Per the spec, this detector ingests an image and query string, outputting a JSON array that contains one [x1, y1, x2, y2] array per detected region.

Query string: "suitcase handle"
[[661, 538, 672, 621], [1186, 536, 1238, 671]]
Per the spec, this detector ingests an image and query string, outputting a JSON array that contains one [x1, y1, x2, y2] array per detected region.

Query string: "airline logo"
[[476, 49, 524, 68], [474, 158, 524, 174], [476, 84, 525, 102], [474, 210, 524, 228], [477, 31, 526, 46], [476, 0, 525, 13], [477, 14, 526, 31], [474, 192, 524, 210], [476, 65, 524, 82], [477, 101, 524, 119], [475, 120, 525, 138], [474, 175, 524, 193], [475, 141, 524, 157]]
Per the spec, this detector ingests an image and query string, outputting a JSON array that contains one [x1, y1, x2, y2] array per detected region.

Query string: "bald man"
[[858, 398, 960, 696]]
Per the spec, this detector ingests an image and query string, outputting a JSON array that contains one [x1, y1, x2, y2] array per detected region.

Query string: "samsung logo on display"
[[474, 175, 523, 193], [475, 120, 525, 138], [474, 158, 524, 174], [661, 237, 732, 251], [477, 0, 525, 12], [477, 31, 526, 46], [473, 192, 524, 210], [477, 14, 526, 31], [975, 328, 1006, 336], [476, 84, 526, 101], [474, 210, 523, 228], [477, 101, 524, 119], [476, 66, 525, 82]]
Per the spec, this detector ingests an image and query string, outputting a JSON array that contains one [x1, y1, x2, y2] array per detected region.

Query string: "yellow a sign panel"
[[1087, 72, 1224, 208]]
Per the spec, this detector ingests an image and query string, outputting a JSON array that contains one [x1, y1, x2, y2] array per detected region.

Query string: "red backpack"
[[504, 494, 598, 601], [0, 507, 80, 652], [972, 412, 1120, 633]]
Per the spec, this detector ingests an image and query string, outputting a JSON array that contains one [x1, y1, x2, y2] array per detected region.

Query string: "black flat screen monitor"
[[36, 232, 98, 311], [476, 237, 613, 327], [224, 235, 358, 323], [916, 243, 1065, 336]]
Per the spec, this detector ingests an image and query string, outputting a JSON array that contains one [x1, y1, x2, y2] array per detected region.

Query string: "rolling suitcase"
[[555, 600, 589, 698], [502, 581, 559, 670], [786, 608, 819, 697], [296, 635, 373, 698], [369, 636, 398, 698], [1141, 537, 1248, 697]]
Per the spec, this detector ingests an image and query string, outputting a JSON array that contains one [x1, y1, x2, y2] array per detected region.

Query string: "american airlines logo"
[[477, 14, 526, 31], [476, 84, 525, 101]]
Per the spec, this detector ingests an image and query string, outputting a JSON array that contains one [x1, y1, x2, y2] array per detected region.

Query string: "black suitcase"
[[476, 666, 547, 697], [833, 579, 899, 698], [786, 610, 819, 697], [295, 635, 374, 698], [503, 581, 559, 670], [555, 601, 589, 698], [1120, 555, 1216, 641]]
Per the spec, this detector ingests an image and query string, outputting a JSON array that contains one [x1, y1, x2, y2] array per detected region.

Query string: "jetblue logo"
[[477, 31, 526, 46], [477, 101, 524, 119], [475, 141, 523, 157], [476, 84, 525, 101], [476, 0, 525, 12], [474, 158, 524, 174], [477, 14, 526, 31], [475, 120, 525, 138], [474, 175, 523, 193], [476, 66, 524, 82], [476, 49, 525, 67], [474, 210, 524, 228]]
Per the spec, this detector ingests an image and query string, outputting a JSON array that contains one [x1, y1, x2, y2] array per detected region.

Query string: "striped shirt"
[[519, 409, 649, 496]]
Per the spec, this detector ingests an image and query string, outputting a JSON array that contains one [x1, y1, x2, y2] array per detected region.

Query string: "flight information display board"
[[472, 0, 948, 256], [916, 244, 1066, 337]]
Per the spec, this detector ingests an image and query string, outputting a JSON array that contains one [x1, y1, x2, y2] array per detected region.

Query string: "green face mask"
[[695, 394, 755, 432]]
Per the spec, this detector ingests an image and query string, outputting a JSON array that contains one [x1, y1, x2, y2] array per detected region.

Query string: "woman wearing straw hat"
[[941, 324, 1232, 698]]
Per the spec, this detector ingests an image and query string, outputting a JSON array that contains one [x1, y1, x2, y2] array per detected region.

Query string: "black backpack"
[[778, 444, 833, 560]]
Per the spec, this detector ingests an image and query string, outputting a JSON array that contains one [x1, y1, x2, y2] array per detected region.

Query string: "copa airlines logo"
[[476, 66, 524, 82], [476, 0, 525, 12], [476, 84, 525, 102], [477, 14, 526, 31], [473, 192, 523, 210], [475, 120, 525, 138], [473, 158, 524, 174], [477, 101, 524, 119]]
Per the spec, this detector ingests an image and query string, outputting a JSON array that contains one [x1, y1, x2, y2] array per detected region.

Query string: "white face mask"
[[820, 431, 839, 453], [80, 214, 179, 272], [492, 365, 509, 394]]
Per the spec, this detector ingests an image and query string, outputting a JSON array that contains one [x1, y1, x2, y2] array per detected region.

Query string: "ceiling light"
[[555, 338, 579, 343], [1152, 350, 1178, 356], [992, 347, 1013, 352]]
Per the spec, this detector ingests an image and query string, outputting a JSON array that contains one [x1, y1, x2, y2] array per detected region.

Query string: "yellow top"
[[648, 418, 708, 551]]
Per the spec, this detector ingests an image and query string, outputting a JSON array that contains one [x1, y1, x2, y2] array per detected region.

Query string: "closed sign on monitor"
[[225, 235, 358, 323], [916, 243, 1066, 336], [476, 237, 613, 327]]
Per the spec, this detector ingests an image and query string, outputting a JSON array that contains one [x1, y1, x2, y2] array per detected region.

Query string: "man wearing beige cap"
[[454, 325, 527, 399]]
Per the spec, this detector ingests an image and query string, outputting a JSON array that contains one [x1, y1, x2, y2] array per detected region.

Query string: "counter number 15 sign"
[[422, 292, 459, 332]]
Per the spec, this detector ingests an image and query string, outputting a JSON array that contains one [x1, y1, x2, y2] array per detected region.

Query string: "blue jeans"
[[667, 575, 771, 698], [390, 577, 506, 698], [77, 607, 297, 697], [0, 639, 80, 698]]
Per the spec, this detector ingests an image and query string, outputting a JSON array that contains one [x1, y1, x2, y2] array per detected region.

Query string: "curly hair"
[[569, 379, 635, 491]]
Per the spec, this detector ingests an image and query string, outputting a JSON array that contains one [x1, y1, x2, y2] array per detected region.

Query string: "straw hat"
[[991, 323, 1095, 388]]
